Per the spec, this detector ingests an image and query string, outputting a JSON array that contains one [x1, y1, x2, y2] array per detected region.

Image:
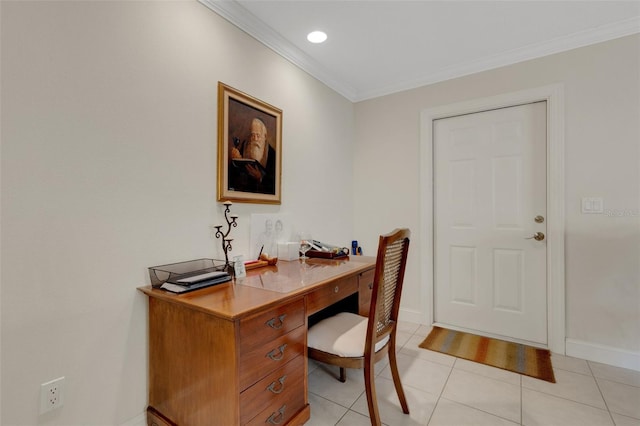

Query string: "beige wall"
[[354, 34, 640, 356], [2, 1, 638, 424], [1, 2, 354, 424]]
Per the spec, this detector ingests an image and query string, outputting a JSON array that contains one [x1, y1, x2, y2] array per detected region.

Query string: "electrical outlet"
[[40, 377, 65, 414]]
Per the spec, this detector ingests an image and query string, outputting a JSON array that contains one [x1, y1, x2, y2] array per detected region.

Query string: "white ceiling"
[[200, 1, 640, 102]]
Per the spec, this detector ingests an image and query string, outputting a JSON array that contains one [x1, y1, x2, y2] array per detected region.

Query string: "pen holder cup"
[[278, 242, 300, 261]]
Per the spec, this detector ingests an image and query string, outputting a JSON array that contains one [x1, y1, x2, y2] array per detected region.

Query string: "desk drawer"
[[240, 325, 305, 390], [240, 298, 305, 353], [245, 386, 306, 426], [306, 275, 357, 316], [240, 355, 304, 424]]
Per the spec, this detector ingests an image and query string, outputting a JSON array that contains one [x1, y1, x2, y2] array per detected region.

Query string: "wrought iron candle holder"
[[214, 201, 238, 269]]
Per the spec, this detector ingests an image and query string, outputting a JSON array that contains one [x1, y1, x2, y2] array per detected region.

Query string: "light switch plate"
[[582, 197, 604, 214]]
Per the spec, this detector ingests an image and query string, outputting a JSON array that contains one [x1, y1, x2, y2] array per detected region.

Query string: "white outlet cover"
[[40, 377, 65, 414]]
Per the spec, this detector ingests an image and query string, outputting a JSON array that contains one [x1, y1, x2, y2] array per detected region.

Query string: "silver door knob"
[[525, 232, 545, 241]]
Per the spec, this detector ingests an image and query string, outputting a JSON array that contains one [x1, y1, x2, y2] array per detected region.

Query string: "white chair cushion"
[[308, 312, 389, 357]]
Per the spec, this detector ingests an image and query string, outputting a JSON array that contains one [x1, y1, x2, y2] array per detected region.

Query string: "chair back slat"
[[368, 228, 410, 347]]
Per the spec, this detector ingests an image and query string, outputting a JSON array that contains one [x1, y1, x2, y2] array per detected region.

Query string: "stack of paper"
[[160, 271, 231, 293]]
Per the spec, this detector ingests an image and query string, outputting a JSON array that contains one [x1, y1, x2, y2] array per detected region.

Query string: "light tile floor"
[[306, 322, 640, 426]]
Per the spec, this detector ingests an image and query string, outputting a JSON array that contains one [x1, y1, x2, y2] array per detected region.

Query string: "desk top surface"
[[139, 256, 376, 320]]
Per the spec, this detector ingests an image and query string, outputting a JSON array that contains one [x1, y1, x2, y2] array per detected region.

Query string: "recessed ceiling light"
[[307, 31, 327, 44]]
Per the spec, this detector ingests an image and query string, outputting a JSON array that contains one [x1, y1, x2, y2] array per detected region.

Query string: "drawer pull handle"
[[266, 344, 287, 361], [266, 314, 287, 329], [267, 405, 286, 425], [266, 375, 287, 394], [368, 282, 373, 290], [334, 286, 339, 293]]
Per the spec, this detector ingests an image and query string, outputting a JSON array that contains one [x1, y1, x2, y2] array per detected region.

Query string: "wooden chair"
[[307, 228, 411, 425]]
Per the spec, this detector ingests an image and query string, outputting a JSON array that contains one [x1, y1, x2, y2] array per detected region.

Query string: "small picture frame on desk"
[[217, 82, 282, 204], [233, 255, 246, 278]]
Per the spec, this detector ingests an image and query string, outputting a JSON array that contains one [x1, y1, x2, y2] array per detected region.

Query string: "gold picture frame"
[[217, 82, 282, 204]]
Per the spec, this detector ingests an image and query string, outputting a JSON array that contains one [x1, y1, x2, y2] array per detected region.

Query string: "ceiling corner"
[[198, 0, 359, 101]]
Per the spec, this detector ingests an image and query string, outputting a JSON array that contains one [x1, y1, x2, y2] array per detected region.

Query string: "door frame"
[[420, 84, 566, 354]]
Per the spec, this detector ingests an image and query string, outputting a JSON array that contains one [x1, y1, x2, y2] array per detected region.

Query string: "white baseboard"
[[120, 412, 146, 426], [566, 338, 640, 372], [399, 307, 426, 325]]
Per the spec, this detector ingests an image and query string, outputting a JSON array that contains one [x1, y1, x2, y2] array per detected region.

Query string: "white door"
[[433, 102, 547, 345]]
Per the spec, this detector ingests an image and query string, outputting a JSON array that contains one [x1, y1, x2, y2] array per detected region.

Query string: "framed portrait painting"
[[217, 82, 282, 204]]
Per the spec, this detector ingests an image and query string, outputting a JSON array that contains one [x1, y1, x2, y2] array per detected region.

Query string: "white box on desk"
[[278, 242, 299, 261]]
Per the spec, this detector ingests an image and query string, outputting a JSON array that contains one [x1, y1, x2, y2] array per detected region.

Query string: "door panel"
[[434, 102, 547, 345]]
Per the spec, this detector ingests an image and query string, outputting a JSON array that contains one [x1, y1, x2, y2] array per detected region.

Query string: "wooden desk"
[[139, 256, 376, 426]]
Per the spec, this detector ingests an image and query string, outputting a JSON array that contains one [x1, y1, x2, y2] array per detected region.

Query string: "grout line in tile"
[[334, 409, 348, 426], [525, 387, 614, 419], [425, 398, 439, 426], [424, 356, 457, 425], [553, 367, 592, 377], [587, 362, 618, 426], [437, 396, 523, 425], [307, 390, 356, 412], [588, 361, 640, 388], [347, 387, 366, 411]]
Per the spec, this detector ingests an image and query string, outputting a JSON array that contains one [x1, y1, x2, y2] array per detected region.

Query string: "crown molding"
[[198, 0, 358, 100], [199, 1, 640, 103], [356, 16, 640, 101]]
